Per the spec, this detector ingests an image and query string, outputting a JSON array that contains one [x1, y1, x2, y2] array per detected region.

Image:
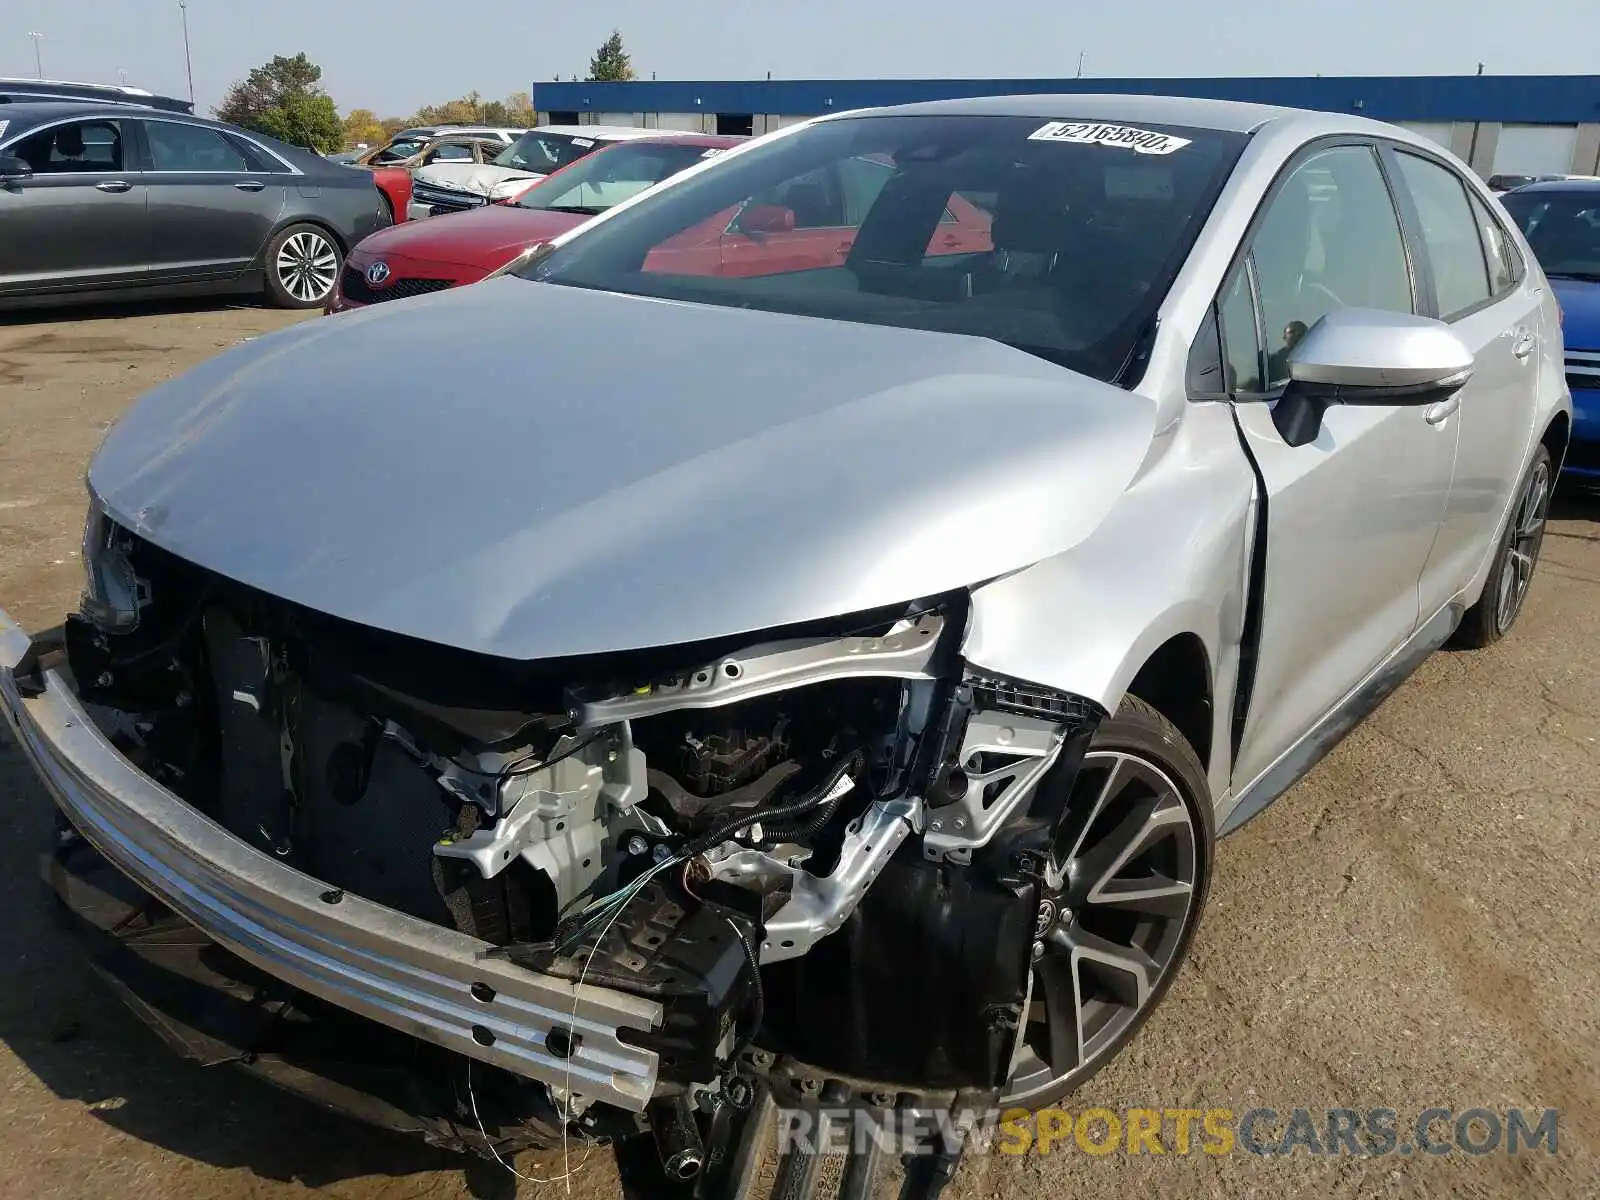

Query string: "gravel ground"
[[0, 302, 1595, 1200]]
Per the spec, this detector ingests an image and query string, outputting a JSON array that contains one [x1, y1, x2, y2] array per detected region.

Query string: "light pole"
[[178, 1, 195, 106], [27, 31, 43, 79]]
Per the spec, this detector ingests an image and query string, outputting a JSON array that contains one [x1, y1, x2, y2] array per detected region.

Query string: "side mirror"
[[1273, 307, 1474, 447], [0, 155, 33, 185], [736, 204, 795, 236]]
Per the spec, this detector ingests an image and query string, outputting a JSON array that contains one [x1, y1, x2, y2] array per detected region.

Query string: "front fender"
[[962, 401, 1256, 801]]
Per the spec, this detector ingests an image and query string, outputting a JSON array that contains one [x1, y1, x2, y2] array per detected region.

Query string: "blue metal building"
[[531, 75, 1600, 177]]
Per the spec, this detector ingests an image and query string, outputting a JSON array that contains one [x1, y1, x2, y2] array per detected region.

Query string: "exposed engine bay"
[[64, 511, 1105, 1185]]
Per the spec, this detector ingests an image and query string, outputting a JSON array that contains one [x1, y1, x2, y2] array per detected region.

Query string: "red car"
[[331, 136, 994, 312], [332, 134, 742, 311]]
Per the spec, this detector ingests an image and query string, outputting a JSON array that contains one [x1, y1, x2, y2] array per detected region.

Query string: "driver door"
[[1226, 141, 1460, 793], [0, 117, 149, 296]]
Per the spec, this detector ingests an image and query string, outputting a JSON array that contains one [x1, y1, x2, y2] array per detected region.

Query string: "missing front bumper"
[[0, 606, 663, 1114]]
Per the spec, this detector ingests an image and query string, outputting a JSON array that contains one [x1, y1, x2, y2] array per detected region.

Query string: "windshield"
[[1500, 190, 1600, 281], [372, 137, 427, 164], [493, 130, 600, 174], [518, 141, 722, 215], [518, 114, 1245, 381]]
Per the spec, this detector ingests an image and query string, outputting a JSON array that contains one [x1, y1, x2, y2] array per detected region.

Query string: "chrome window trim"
[[138, 115, 303, 176], [0, 113, 304, 177]]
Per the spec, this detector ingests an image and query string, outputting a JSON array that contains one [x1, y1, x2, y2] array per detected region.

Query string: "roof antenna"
[[1476, 62, 1485, 75]]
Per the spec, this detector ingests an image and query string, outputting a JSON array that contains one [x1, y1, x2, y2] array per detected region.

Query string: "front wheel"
[[264, 223, 343, 309], [1000, 696, 1215, 1110], [1452, 445, 1552, 649]]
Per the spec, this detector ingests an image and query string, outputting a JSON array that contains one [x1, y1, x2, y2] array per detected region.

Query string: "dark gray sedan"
[[0, 103, 390, 310]]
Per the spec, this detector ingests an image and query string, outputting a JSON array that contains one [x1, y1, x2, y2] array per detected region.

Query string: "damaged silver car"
[[0, 94, 1570, 1196]]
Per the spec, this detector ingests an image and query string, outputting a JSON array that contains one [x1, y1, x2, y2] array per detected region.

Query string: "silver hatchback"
[[0, 95, 1570, 1189]]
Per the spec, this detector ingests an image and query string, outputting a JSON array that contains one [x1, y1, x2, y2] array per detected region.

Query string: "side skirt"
[[1216, 599, 1463, 836]]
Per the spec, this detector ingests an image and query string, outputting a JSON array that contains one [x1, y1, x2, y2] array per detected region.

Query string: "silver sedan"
[[0, 93, 1570, 1189]]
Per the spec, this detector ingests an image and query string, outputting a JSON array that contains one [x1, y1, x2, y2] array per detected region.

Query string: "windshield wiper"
[[1547, 270, 1600, 283], [539, 204, 604, 215]]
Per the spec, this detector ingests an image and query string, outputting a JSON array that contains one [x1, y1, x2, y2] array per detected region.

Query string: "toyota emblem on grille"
[[366, 262, 391, 286]]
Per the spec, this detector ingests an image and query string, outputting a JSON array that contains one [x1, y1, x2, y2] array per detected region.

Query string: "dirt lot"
[[0, 303, 1596, 1200]]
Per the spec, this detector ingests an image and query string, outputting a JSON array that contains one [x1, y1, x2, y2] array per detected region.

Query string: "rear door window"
[[145, 121, 250, 172], [1393, 151, 1493, 319], [1468, 191, 1522, 295]]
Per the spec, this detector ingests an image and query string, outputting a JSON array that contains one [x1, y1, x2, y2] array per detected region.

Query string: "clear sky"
[[2, 0, 1593, 119]]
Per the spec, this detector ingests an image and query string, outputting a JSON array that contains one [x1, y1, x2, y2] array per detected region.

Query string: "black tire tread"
[[1452, 444, 1552, 650]]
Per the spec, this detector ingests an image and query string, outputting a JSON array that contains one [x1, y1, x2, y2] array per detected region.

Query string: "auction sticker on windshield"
[[1028, 121, 1192, 155]]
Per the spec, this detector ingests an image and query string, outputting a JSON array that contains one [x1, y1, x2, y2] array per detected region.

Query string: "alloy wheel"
[[1002, 749, 1200, 1108], [276, 231, 339, 304], [1494, 459, 1550, 635]]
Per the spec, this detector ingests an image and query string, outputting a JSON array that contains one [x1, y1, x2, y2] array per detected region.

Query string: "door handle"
[[234, 180, 266, 192], [1424, 394, 1461, 425], [1512, 330, 1536, 360], [95, 180, 132, 193]]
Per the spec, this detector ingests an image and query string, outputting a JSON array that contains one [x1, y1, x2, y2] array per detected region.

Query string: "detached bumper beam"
[[0, 607, 662, 1113]]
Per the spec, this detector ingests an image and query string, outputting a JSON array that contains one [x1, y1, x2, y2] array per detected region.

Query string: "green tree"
[[480, 91, 536, 126], [586, 30, 635, 82], [214, 52, 343, 152], [342, 107, 386, 148], [412, 91, 486, 126]]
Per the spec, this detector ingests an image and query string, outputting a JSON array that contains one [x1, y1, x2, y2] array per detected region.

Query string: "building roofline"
[[529, 75, 1600, 124]]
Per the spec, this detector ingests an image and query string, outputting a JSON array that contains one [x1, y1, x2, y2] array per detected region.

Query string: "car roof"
[[0, 77, 191, 112], [831, 92, 1306, 134], [533, 124, 705, 141], [1510, 177, 1600, 194], [611, 132, 746, 149], [422, 130, 513, 142]]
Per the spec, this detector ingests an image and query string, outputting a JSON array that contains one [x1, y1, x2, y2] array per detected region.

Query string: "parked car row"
[[404, 124, 701, 217]]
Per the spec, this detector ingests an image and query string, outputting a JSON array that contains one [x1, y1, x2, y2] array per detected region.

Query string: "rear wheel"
[[264, 223, 342, 308], [1453, 445, 1552, 649], [1000, 697, 1214, 1109]]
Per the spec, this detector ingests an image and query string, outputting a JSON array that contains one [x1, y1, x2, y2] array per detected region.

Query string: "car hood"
[[350, 205, 585, 269], [87, 279, 1158, 661], [414, 163, 543, 196], [1551, 277, 1600, 351]]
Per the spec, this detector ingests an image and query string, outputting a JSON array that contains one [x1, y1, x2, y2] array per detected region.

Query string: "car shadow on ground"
[[1550, 479, 1600, 528], [0, 730, 522, 1199], [0, 296, 272, 327]]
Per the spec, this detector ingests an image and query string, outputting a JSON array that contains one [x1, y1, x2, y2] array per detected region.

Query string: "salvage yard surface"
[[0, 303, 1596, 1200]]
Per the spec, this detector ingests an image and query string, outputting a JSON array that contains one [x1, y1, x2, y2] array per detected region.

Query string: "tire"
[[1452, 445, 1552, 649], [1000, 695, 1215, 1110], [263, 223, 343, 309]]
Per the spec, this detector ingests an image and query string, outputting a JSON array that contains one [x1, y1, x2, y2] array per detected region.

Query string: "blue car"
[[1501, 180, 1600, 482]]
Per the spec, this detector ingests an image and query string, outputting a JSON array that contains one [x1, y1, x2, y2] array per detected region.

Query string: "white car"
[[406, 125, 697, 219]]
